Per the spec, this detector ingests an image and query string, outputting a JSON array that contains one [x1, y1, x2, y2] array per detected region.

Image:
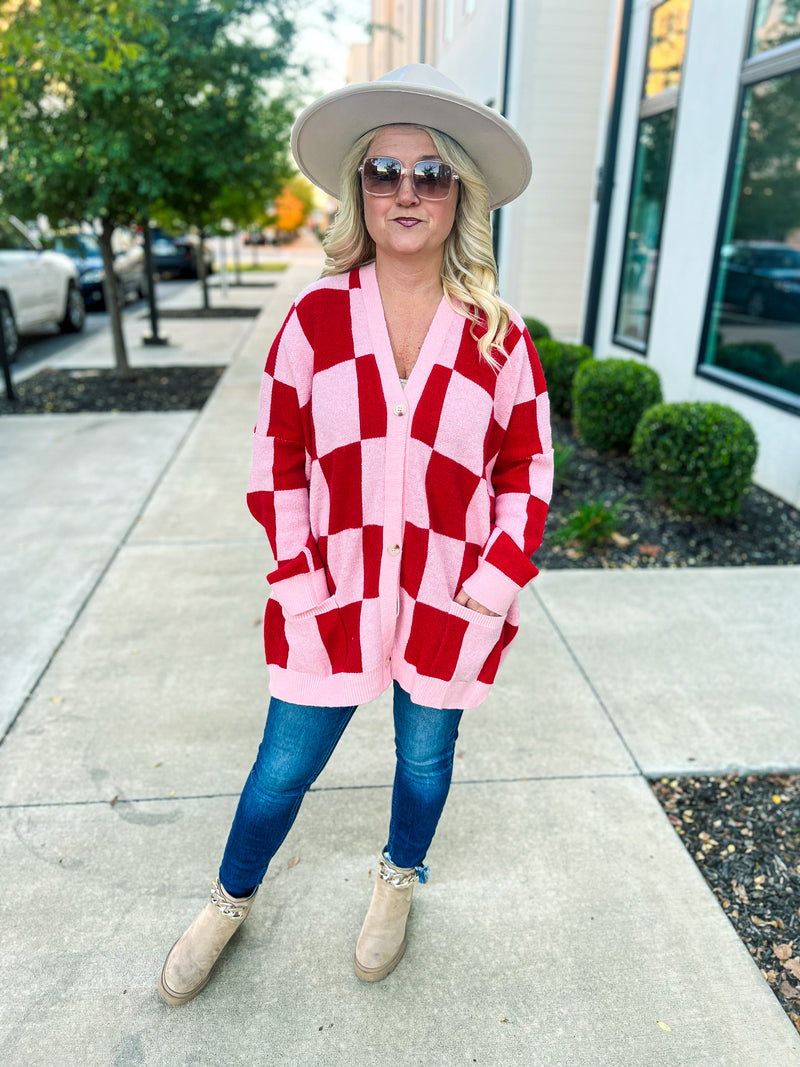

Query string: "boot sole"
[[157, 938, 214, 1006], [353, 934, 408, 982]]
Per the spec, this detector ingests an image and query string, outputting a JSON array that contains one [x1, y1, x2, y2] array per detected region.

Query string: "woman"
[[159, 64, 553, 1006]]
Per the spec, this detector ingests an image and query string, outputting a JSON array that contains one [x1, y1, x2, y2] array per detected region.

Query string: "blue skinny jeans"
[[218, 681, 463, 898]]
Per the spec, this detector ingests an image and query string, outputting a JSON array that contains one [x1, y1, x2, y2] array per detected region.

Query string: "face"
[[360, 126, 458, 271]]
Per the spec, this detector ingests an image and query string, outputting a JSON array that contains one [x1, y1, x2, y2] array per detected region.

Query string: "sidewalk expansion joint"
[[0, 772, 641, 811], [530, 584, 645, 776]]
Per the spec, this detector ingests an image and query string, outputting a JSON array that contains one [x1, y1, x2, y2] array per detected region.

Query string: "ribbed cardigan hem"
[[266, 662, 491, 711], [267, 665, 389, 708], [393, 661, 491, 711]]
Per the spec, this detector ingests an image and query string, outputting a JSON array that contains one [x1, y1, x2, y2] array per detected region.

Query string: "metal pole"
[[141, 217, 169, 347], [220, 235, 229, 298]]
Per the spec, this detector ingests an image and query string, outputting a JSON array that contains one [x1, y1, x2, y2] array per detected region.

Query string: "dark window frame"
[[695, 7, 800, 416], [612, 0, 692, 355]]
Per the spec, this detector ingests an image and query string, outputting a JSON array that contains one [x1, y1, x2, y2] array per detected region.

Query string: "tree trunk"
[[197, 230, 209, 310], [98, 220, 132, 377]]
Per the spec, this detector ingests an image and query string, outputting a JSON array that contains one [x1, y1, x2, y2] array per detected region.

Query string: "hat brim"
[[291, 81, 531, 211]]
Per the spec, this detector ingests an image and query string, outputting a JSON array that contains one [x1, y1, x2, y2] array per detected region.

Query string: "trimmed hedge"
[[572, 357, 662, 453], [631, 401, 758, 519], [536, 339, 594, 417], [523, 316, 551, 341]]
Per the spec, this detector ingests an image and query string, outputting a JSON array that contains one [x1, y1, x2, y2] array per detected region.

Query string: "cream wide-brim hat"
[[291, 64, 532, 212]]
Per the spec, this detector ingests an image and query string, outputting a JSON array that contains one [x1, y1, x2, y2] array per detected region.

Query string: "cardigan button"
[[387, 544, 400, 555], [393, 403, 406, 416]]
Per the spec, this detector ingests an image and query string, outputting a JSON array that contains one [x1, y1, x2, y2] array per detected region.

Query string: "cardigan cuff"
[[460, 558, 537, 617], [268, 567, 331, 617]]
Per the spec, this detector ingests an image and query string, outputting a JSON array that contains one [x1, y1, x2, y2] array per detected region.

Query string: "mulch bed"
[[651, 774, 800, 1033], [0, 365, 225, 414], [539, 415, 800, 569]]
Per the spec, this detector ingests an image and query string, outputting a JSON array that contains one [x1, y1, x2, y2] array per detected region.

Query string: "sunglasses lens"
[[361, 157, 402, 193], [360, 158, 455, 199], [413, 161, 453, 199]]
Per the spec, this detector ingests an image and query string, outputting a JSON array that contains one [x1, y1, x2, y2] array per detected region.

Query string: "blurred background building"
[[350, 0, 800, 507]]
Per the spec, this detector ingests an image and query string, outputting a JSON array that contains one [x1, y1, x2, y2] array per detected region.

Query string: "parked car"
[[242, 227, 267, 246], [46, 230, 147, 311], [0, 216, 85, 360], [721, 241, 800, 321], [150, 231, 214, 279]]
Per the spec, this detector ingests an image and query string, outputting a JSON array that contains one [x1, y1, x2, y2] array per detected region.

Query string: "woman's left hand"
[[455, 588, 501, 617]]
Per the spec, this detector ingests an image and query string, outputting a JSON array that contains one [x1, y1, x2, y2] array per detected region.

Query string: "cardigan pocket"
[[283, 595, 347, 676], [430, 600, 506, 683]]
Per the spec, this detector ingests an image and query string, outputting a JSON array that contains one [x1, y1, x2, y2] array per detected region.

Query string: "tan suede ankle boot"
[[158, 879, 257, 1006], [354, 855, 418, 982]]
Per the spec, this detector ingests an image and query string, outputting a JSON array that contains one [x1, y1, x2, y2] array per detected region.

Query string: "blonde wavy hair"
[[322, 125, 511, 367]]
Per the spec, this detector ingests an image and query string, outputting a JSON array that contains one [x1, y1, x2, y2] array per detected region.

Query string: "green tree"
[[142, 1, 297, 306], [0, 0, 297, 372], [0, 0, 148, 99]]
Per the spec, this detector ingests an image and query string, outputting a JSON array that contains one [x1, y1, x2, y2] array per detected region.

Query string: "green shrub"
[[523, 316, 551, 341], [631, 402, 758, 519], [536, 339, 594, 418], [715, 342, 783, 385], [551, 495, 628, 550], [572, 358, 662, 453]]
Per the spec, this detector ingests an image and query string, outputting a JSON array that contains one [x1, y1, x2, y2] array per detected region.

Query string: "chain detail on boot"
[[376, 855, 418, 889], [158, 879, 257, 1006], [354, 856, 418, 982]]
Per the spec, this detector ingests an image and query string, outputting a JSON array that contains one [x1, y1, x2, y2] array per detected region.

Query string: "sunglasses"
[[358, 156, 460, 200]]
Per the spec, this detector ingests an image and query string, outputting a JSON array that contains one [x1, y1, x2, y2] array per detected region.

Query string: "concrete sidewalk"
[[1, 259, 799, 1065]]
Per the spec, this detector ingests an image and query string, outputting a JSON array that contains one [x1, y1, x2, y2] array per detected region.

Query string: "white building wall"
[[499, 0, 616, 336], [593, 0, 800, 506], [369, 0, 433, 77], [347, 41, 370, 85], [433, 0, 615, 336], [433, 0, 507, 109]]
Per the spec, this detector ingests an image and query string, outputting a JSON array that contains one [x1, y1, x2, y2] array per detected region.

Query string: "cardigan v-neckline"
[[359, 262, 462, 408]]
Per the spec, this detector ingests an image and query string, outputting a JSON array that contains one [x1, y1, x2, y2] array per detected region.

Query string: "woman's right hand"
[[455, 588, 500, 617]]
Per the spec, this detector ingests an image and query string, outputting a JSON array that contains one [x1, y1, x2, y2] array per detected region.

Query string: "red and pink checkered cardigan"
[[247, 262, 553, 709]]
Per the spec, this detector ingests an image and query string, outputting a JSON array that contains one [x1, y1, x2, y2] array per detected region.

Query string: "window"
[[699, 14, 800, 407], [644, 0, 691, 93], [751, 0, 800, 55], [614, 0, 692, 350], [0, 219, 34, 252]]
